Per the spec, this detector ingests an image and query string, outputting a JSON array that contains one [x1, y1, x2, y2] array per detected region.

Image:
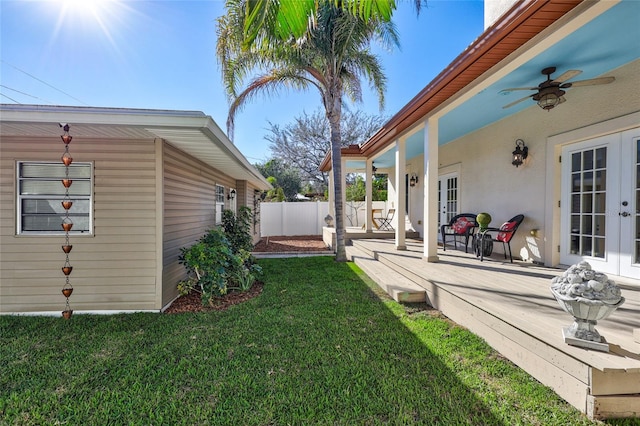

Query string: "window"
[[17, 162, 92, 235], [215, 184, 225, 224]]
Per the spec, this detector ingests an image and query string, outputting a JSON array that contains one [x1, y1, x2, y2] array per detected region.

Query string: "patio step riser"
[[346, 245, 426, 303]]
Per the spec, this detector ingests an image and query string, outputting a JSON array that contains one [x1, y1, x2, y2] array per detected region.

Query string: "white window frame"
[[17, 161, 93, 235], [215, 184, 225, 225]]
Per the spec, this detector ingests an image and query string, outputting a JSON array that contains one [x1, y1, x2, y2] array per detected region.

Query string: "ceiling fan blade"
[[500, 87, 537, 93], [562, 76, 615, 88], [502, 95, 533, 109], [552, 70, 582, 83]]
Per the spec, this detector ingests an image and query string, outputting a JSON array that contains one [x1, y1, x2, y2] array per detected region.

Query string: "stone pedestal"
[[550, 261, 625, 352]]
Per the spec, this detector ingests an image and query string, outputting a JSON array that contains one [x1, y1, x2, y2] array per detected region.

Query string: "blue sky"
[[1, 0, 484, 163]]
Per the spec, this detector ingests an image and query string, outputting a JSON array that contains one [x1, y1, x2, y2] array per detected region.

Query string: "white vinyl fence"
[[260, 201, 388, 237]]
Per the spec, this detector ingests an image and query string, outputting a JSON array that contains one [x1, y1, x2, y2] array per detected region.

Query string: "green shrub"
[[222, 206, 254, 254], [178, 229, 242, 305], [178, 208, 262, 306]]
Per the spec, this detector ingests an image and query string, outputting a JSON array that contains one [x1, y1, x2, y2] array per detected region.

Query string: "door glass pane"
[[584, 150, 593, 170], [595, 147, 607, 169], [571, 173, 580, 192], [570, 235, 579, 254], [582, 236, 592, 256], [594, 170, 606, 191], [582, 215, 593, 234], [594, 193, 606, 213], [582, 194, 593, 213], [571, 152, 581, 172], [583, 171, 593, 191], [594, 215, 606, 237], [594, 237, 605, 258], [569, 147, 606, 258], [571, 215, 580, 233]]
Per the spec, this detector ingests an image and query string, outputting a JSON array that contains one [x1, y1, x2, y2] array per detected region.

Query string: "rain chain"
[[60, 124, 74, 319]]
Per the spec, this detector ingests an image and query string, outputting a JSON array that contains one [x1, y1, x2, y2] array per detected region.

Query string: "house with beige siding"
[[0, 105, 270, 314]]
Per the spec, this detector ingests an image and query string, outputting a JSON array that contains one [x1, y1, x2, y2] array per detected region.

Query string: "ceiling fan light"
[[537, 92, 559, 110]]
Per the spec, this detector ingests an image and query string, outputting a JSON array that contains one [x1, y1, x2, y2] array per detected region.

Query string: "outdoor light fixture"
[[228, 189, 236, 200], [372, 163, 377, 174], [536, 91, 562, 110], [512, 139, 528, 168], [409, 174, 419, 187]]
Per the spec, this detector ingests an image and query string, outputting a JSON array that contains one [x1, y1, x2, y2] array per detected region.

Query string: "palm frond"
[[227, 70, 320, 138]]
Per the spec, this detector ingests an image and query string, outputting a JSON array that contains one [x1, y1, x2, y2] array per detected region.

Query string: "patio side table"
[[473, 228, 495, 261]]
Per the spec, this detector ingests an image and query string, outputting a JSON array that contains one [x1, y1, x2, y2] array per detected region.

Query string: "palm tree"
[[217, 0, 399, 261], [240, 0, 422, 48]]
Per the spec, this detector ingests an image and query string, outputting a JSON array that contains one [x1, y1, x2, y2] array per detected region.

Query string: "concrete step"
[[347, 244, 426, 303]]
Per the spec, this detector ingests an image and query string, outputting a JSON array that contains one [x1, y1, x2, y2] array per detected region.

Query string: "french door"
[[560, 128, 639, 279], [438, 172, 459, 236]]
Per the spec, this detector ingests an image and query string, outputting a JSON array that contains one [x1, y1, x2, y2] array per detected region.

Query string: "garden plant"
[[178, 207, 261, 306]]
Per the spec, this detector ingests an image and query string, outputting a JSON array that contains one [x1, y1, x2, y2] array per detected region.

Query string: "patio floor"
[[346, 238, 640, 420]]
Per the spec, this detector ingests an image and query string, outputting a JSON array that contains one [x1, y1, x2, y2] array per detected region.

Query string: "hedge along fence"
[[260, 201, 389, 237]]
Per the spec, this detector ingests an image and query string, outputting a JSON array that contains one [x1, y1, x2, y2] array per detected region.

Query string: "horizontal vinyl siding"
[[0, 136, 158, 313], [162, 143, 231, 306]]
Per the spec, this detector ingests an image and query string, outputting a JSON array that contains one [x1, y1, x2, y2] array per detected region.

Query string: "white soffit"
[[0, 105, 271, 189]]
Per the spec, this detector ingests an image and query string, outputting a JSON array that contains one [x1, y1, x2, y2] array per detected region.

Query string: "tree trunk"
[[326, 91, 346, 262]]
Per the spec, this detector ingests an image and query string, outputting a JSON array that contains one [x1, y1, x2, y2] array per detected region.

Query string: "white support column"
[[365, 158, 373, 232], [423, 118, 439, 262], [395, 138, 407, 250]]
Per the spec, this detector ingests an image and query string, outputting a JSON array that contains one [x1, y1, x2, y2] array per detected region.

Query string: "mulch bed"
[[165, 236, 328, 314], [252, 235, 328, 252], [164, 281, 264, 314]]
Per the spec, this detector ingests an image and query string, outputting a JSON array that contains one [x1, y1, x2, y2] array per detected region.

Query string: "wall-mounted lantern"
[[409, 174, 419, 187], [228, 189, 236, 200], [512, 139, 529, 168]]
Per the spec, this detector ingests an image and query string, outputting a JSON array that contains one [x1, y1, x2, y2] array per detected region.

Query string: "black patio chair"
[[440, 213, 478, 253], [493, 214, 525, 262], [377, 208, 395, 231]]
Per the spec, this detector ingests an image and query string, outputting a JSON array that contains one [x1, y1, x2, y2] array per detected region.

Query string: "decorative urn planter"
[[550, 261, 625, 352], [476, 212, 492, 230]]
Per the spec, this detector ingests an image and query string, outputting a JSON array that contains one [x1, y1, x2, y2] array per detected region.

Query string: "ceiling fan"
[[500, 67, 615, 110]]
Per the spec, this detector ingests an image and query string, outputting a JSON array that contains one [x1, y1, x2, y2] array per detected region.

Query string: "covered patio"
[[346, 238, 640, 420]]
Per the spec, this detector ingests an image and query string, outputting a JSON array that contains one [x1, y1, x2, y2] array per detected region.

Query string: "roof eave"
[[0, 104, 272, 190], [358, 0, 583, 158]]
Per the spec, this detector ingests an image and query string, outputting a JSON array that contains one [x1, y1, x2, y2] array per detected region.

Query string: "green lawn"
[[0, 257, 633, 425]]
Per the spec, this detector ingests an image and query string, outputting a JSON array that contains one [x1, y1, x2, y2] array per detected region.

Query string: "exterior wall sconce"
[[372, 163, 377, 174], [228, 189, 236, 200], [512, 139, 528, 168], [409, 174, 419, 187]]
